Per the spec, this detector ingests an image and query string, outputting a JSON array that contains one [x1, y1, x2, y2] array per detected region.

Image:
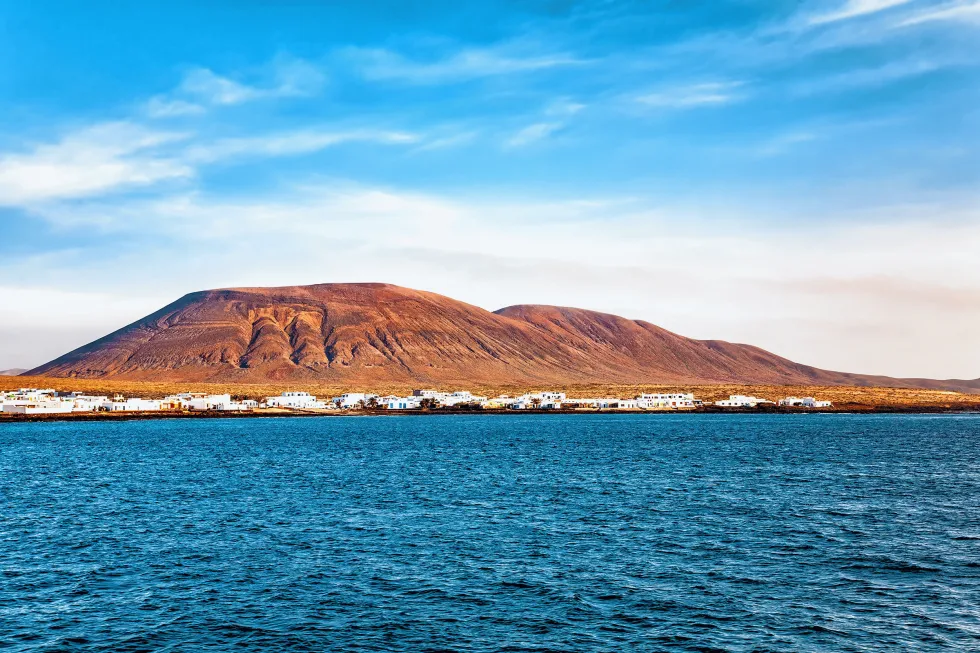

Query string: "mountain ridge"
[[27, 282, 978, 392]]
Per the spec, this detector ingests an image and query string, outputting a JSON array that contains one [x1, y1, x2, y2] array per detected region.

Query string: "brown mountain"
[[27, 282, 978, 392]]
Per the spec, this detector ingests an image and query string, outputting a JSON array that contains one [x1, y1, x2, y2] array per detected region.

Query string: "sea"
[[1, 414, 978, 652]]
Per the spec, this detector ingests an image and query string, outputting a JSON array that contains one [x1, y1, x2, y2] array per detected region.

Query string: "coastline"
[[3, 403, 979, 423]]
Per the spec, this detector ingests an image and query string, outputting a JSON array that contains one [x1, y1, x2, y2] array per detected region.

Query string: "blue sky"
[[1, 0, 978, 378]]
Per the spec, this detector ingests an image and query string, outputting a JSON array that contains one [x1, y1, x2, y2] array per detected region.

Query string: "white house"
[[102, 398, 162, 412], [510, 391, 566, 409], [411, 389, 451, 405], [779, 396, 832, 408], [386, 396, 423, 410], [267, 392, 327, 409], [71, 395, 109, 412], [5, 400, 74, 415], [332, 393, 379, 409], [480, 396, 513, 409], [0, 399, 32, 413], [215, 399, 258, 411], [563, 397, 624, 409], [636, 393, 696, 409], [715, 395, 774, 407], [442, 391, 487, 407], [1, 388, 58, 411], [185, 394, 232, 411]]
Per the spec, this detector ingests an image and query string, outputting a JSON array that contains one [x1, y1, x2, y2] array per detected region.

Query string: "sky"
[[0, 0, 978, 378]]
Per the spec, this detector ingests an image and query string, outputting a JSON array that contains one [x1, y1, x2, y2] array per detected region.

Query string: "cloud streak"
[[807, 0, 915, 25], [0, 122, 192, 205], [504, 122, 563, 148], [635, 82, 746, 109], [896, 0, 980, 26], [145, 57, 327, 118], [342, 46, 586, 84], [184, 129, 420, 163]]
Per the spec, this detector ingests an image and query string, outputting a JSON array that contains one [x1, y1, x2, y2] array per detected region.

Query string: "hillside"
[[27, 283, 978, 392]]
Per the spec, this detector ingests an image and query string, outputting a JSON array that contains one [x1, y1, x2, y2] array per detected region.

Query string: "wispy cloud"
[[185, 129, 419, 163], [145, 56, 327, 117], [504, 122, 563, 148], [179, 68, 264, 105], [807, 0, 915, 25], [0, 122, 191, 205], [754, 131, 819, 157], [0, 119, 422, 206], [896, 0, 980, 26], [342, 46, 585, 84], [636, 82, 745, 109], [791, 57, 957, 95], [144, 97, 206, 118], [544, 98, 586, 116], [411, 131, 479, 152]]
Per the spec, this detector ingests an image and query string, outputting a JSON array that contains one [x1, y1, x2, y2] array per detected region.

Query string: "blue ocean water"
[[1, 414, 979, 651]]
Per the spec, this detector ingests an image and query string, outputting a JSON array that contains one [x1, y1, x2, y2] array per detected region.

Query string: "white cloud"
[[544, 99, 586, 116], [0, 122, 192, 205], [504, 122, 563, 148], [792, 57, 952, 95], [149, 57, 327, 115], [807, 0, 915, 25], [184, 129, 420, 163], [0, 120, 423, 208], [411, 131, 479, 152], [179, 68, 262, 105], [267, 56, 329, 97], [896, 0, 980, 26], [636, 82, 745, 109], [144, 96, 206, 118], [754, 131, 819, 156], [343, 46, 585, 84]]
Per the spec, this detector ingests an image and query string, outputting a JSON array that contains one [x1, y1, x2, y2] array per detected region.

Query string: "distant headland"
[[22, 283, 979, 394]]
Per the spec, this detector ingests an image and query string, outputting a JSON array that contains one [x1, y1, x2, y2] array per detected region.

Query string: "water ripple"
[[1, 414, 979, 651]]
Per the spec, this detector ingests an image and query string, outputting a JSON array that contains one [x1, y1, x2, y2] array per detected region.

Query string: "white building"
[[71, 395, 109, 412], [266, 392, 328, 409], [331, 393, 378, 409], [183, 394, 233, 411], [0, 399, 32, 413], [779, 396, 832, 408], [408, 389, 488, 407], [4, 400, 74, 415], [715, 395, 774, 407], [480, 396, 513, 409], [215, 399, 258, 411], [386, 396, 423, 410], [510, 391, 566, 409], [563, 397, 624, 409], [636, 393, 696, 409], [1, 389, 62, 412], [443, 391, 487, 407], [102, 398, 162, 412], [411, 389, 451, 405]]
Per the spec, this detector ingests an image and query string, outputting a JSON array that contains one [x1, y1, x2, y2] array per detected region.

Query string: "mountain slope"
[[27, 283, 975, 391]]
